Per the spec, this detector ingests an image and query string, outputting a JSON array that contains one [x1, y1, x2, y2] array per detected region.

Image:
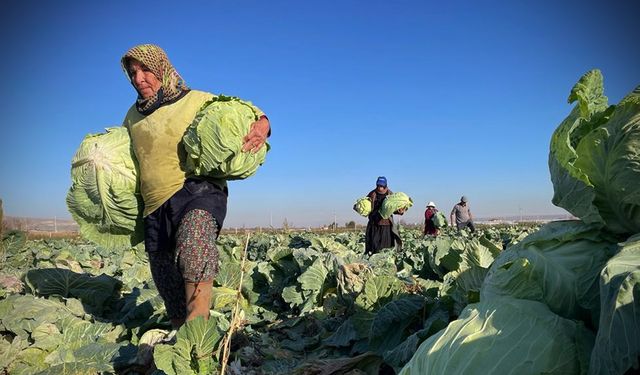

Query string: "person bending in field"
[[364, 176, 401, 254], [121, 44, 270, 331], [450, 195, 475, 233]]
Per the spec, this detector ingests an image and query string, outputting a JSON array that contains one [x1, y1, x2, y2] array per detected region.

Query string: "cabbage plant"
[[549, 70, 640, 235], [481, 220, 617, 322], [399, 296, 593, 375], [589, 233, 640, 375]]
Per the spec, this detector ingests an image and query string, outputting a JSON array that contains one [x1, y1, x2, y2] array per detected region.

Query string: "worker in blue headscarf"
[[364, 176, 401, 254]]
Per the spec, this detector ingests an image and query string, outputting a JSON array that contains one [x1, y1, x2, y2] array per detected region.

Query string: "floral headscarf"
[[121, 44, 189, 115]]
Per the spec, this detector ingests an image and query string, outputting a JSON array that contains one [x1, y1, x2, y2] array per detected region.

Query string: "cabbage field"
[[1, 225, 540, 374], [1, 220, 638, 375], [1, 70, 639, 374]]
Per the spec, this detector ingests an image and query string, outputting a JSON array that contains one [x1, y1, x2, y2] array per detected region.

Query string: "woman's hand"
[[242, 116, 270, 153]]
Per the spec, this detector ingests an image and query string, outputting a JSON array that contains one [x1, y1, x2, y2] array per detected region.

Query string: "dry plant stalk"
[[219, 232, 250, 375], [0, 198, 4, 236]]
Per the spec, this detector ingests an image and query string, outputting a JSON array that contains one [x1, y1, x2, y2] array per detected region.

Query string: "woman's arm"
[[242, 115, 270, 153]]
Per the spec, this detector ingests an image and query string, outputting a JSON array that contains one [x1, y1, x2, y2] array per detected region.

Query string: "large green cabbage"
[[432, 211, 448, 228], [66, 127, 143, 249], [481, 220, 617, 322], [399, 296, 594, 375], [589, 233, 640, 375], [379, 192, 413, 219], [353, 197, 372, 217], [183, 95, 269, 180], [549, 70, 640, 235]]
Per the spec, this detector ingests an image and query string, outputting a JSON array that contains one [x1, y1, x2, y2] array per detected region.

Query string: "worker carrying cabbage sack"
[[183, 95, 270, 180], [353, 197, 372, 217], [379, 192, 413, 219]]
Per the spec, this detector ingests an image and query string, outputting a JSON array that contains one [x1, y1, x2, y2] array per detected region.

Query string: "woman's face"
[[128, 59, 161, 99]]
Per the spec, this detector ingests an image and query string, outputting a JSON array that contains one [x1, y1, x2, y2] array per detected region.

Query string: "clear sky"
[[0, 0, 638, 228]]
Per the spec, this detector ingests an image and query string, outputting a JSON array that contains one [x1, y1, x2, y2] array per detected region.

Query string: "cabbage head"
[[432, 211, 448, 228], [399, 296, 594, 375], [66, 126, 143, 249], [549, 69, 640, 235], [379, 192, 413, 219], [183, 95, 270, 180], [353, 197, 372, 217], [481, 220, 617, 322]]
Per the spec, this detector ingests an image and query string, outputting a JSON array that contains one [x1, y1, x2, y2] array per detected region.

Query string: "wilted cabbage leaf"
[[66, 126, 143, 249]]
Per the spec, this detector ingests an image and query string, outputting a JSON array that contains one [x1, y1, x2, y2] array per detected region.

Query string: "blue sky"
[[0, 0, 638, 228]]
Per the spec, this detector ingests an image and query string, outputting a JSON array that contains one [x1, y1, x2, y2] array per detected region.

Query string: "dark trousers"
[[365, 222, 394, 254], [144, 178, 227, 319], [456, 220, 476, 233]]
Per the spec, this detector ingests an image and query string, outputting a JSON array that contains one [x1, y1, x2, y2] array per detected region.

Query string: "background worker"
[[450, 195, 475, 233], [423, 201, 439, 236], [364, 176, 400, 254]]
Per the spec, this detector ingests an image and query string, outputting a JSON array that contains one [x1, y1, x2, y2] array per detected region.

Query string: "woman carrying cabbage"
[[364, 176, 402, 254], [423, 201, 439, 237], [121, 44, 270, 331]]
